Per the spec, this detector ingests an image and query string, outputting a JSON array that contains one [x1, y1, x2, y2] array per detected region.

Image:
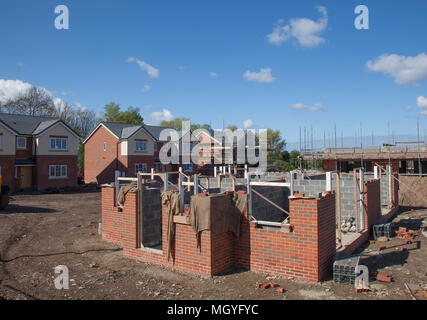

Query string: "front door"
[[20, 166, 33, 189]]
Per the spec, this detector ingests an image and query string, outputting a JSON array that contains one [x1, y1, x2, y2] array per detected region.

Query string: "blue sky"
[[1, 0, 427, 146]]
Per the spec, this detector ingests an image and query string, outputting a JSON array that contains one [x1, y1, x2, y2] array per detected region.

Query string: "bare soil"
[[0, 188, 426, 300]]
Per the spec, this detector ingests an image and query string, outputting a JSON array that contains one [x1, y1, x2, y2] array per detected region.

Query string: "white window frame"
[[135, 163, 147, 175], [49, 165, 68, 179], [135, 141, 147, 152], [17, 137, 27, 149], [50, 137, 68, 151]]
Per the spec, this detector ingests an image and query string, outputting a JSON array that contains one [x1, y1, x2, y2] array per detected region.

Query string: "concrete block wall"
[[141, 188, 162, 247]]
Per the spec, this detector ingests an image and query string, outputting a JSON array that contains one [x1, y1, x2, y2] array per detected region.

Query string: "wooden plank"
[[249, 181, 290, 187]]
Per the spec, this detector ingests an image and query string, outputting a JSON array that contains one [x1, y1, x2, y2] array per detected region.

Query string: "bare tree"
[[3, 86, 55, 116]]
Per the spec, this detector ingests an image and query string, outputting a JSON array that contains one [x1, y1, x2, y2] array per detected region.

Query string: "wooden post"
[[326, 171, 332, 191], [374, 166, 379, 179], [164, 173, 168, 191], [247, 174, 252, 217], [137, 173, 143, 248], [290, 171, 294, 196], [178, 172, 184, 212], [353, 170, 358, 233], [194, 174, 199, 195], [359, 169, 365, 231], [114, 170, 120, 206]]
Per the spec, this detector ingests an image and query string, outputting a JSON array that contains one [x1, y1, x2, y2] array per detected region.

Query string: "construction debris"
[[377, 273, 393, 283], [341, 217, 356, 233], [355, 279, 370, 293]]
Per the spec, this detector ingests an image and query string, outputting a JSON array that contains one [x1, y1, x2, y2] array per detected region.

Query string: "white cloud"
[[0, 79, 33, 104], [150, 109, 175, 123], [366, 53, 427, 85], [209, 72, 217, 77], [267, 6, 328, 48], [126, 57, 159, 78], [421, 110, 427, 116], [17, 62, 24, 67], [243, 68, 276, 83], [243, 119, 253, 129], [417, 96, 427, 108], [289, 102, 324, 111], [141, 85, 151, 92], [0, 78, 84, 114]]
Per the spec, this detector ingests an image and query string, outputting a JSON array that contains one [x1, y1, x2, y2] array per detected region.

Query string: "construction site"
[[98, 163, 426, 292]]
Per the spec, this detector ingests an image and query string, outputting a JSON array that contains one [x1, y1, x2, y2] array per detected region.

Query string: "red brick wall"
[[0, 155, 17, 191], [364, 179, 381, 230], [35, 155, 77, 190], [322, 160, 337, 172], [84, 126, 119, 184], [101, 186, 337, 281], [15, 136, 33, 159], [234, 192, 336, 282], [126, 155, 156, 176], [101, 186, 216, 277]]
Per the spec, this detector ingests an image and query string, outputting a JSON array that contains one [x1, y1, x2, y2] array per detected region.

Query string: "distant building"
[[83, 122, 199, 184], [321, 144, 427, 174], [0, 113, 81, 192]]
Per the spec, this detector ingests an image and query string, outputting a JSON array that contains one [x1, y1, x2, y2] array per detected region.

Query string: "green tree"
[[226, 125, 238, 132], [266, 129, 286, 164], [102, 102, 144, 125], [160, 117, 189, 130]]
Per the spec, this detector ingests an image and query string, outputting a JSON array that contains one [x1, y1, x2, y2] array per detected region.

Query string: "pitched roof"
[[0, 113, 57, 135], [0, 113, 80, 138], [100, 122, 197, 141]]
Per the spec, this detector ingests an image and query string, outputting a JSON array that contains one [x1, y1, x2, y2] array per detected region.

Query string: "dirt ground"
[[0, 188, 426, 300]]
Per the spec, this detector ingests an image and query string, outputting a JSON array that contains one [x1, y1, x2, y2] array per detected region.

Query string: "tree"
[[2, 86, 56, 116], [266, 129, 286, 164], [160, 117, 189, 130], [226, 125, 238, 132], [102, 102, 144, 125]]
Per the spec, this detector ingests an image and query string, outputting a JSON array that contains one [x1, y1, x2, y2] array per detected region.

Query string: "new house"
[[84, 122, 201, 184], [0, 113, 81, 192]]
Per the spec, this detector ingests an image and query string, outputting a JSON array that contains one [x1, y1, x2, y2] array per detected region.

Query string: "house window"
[[50, 138, 67, 151], [0, 166, 2, 176], [17, 137, 27, 149], [103, 142, 107, 151], [49, 165, 67, 178], [135, 163, 147, 174], [154, 142, 158, 152], [135, 141, 147, 152], [0, 135, 2, 149]]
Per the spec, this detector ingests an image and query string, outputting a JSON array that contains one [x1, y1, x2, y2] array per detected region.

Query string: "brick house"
[[0, 113, 81, 192], [83, 122, 200, 184], [321, 145, 427, 174]]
